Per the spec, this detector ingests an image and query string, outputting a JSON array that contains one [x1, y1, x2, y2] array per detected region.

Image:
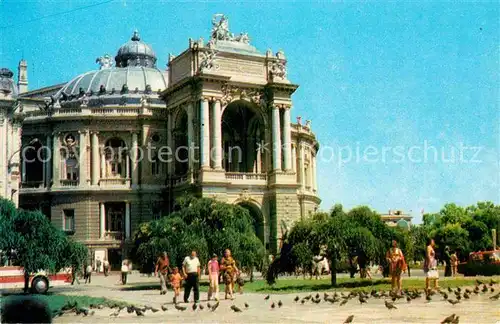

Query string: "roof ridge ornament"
[[131, 29, 140, 41], [210, 14, 250, 44]]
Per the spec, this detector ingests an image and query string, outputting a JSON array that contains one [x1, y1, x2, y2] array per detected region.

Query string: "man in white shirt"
[[182, 250, 201, 303]]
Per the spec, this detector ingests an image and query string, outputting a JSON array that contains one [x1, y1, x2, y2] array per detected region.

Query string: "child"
[[207, 254, 219, 301], [170, 267, 182, 304], [235, 272, 245, 294]]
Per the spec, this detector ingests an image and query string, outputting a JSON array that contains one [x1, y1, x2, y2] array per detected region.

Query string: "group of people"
[[386, 238, 446, 295], [154, 249, 243, 304]]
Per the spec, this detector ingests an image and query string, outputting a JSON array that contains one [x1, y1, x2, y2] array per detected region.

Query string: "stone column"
[[256, 145, 262, 173], [131, 132, 139, 186], [78, 131, 87, 186], [91, 132, 99, 185], [166, 113, 173, 175], [52, 133, 60, 187], [100, 202, 106, 239], [187, 102, 194, 172], [125, 202, 130, 239], [272, 105, 282, 171], [282, 107, 292, 171], [212, 99, 222, 169], [291, 144, 296, 172], [100, 150, 105, 179], [312, 154, 317, 192], [45, 135, 52, 187], [299, 142, 305, 190], [200, 98, 210, 169]]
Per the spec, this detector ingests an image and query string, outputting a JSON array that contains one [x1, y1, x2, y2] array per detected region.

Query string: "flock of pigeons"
[[52, 278, 499, 323]]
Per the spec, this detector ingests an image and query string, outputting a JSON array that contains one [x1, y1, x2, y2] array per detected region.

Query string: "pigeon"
[[199, 304, 205, 310], [315, 293, 320, 299], [192, 303, 198, 311], [441, 314, 456, 324], [230, 305, 242, 312], [447, 299, 460, 305], [109, 310, 120, 317], [463, 293, 469, 299], [489, 293, 500, 300], [442, 292, 449, 300], [457, 287, 461, 293], [482, 285, 488, 293], [151, 307, 159, 313], [312, 298, 321, 304], [384, 300, 397, 310], [207, 302, 212, 309], [476, 279, 484, 285], [211, 301, 220, 311], [264, 295, 270, 300], [451, 315, 460, 324], [278, 300, 283, 308], [491, 287, 495, 293], [304, 295, 312, 300], [175, 304, 187, 311], [294, 296, 300, 302], [340, 299, 348, 306], [324, 292, 329, 300], [135, 309, 144, 316], [406, 296, 411, 303], [426, 294, 432, 302], [358, 295, 367, 304], [301, 299, 306, 304], [271, 302, 276, 309], [161, 304, 168, 311], [127, 306, 135, 313], [244, 303, 249, 309], [98, 304, 105, 310], [344, 315, 354, 324]]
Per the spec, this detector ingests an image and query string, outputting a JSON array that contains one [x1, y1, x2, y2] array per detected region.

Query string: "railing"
[[225, 172, 267, 181], [104, 231, 123, 241], [60, 179, 78, 187], [23, 107, 163, 119], [99, 178, 131, 187], [20, 181, 45, 189]]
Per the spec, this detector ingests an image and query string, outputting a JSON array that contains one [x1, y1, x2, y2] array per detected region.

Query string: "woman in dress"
[[385, 240, 406, 295], [220, 249, 239, 300], [424, 238, 439, 291]]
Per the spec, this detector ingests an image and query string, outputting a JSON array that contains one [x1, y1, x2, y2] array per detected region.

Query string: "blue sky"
[[1, 1, 498, 222]]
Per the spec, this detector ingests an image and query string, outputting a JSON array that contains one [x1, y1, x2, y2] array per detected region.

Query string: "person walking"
[[71, 264, 81, 285], [121, 260, 129, 285], [170, 267, 183, 304], [424, 238, 439, 291], [96, 258, 102, 274], [220, 249, 239, 300], [155, 252, 170, 295], [444, 246, 452, 277], [103, 259, 110, 277], [450, 250, 458, 277], [182, 250, 201, 304], [386, 240, 406, 295], [85, 263, 93, 284], [207, 254, 220, 301]]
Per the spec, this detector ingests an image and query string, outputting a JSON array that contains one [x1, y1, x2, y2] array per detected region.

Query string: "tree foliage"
[[131, 196, 265, 272]]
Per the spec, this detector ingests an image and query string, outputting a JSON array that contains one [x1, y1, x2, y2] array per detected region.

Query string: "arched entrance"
[[237, 201, 265, 244], [222, 100, 265, 173]]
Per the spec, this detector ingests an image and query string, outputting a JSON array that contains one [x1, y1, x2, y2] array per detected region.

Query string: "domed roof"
[[115, 30, 157, 68], [59, 66, 167, 96]]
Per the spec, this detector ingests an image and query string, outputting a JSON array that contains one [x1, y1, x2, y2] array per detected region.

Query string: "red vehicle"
[[458, 250, 500, 276], [0, 266, 72, 294]]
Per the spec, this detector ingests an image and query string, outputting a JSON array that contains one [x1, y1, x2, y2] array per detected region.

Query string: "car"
[[457, 250, 500, 276], [0, 266, 72, 294]]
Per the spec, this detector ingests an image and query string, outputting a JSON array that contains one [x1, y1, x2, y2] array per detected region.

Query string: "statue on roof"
[[96, 54, 113, 69], [211, 14, 232, 41]]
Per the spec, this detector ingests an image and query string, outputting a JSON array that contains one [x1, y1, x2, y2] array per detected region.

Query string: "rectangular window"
[[63, 209, 75, 232]]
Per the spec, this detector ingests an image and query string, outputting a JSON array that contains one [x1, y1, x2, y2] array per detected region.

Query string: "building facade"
[[380, 210, 412, 229], [2, 15, 320, 268]]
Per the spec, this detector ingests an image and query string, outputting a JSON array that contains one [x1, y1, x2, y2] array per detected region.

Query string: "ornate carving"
[[239, 189, 251, 201], [199, 49, 219, 72], [210, 14, 250, 44], [140, 95, 151, 108], [270, 61, 287, 80], [221, 84, 264, 107], [96, 54, 113, 69], [81, 94, 89, 107], [119, 96, 127, 106], [220, 83, 238, 106]]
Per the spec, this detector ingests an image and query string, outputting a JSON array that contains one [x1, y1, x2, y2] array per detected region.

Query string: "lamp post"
[[6, 138, 39, 205]]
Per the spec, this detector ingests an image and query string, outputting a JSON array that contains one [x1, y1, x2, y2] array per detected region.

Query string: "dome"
[[115, 30, 157, 68], [59, 66, 167, 96]]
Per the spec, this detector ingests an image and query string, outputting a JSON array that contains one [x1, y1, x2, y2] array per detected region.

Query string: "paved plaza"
[[54, 273, 500, 323]]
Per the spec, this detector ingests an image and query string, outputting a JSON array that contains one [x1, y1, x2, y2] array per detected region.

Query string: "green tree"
[[131, 196, 265, 273]]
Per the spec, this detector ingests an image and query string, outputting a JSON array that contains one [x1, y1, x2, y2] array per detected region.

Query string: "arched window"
[[65, 156, 79, 180], [104, 138, 127, 178]]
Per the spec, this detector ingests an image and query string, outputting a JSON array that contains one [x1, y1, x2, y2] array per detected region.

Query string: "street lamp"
[[6, 138, 39, 204]]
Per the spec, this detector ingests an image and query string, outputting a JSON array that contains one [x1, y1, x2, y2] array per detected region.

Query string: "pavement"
[[52, 272, 500, 323]]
